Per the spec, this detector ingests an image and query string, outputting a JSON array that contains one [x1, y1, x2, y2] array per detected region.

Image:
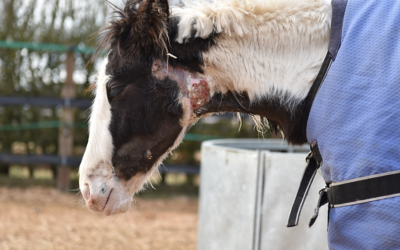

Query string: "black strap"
[[287, 0, 348, 228], [302, 52, 333, 127], [309, 141, 322, 165], [287, 143, 322, 227], [329, 0, 349, 60], [308, 187, 329, 227], [328, 171, 400, 207], [307, 171, 400, 227], [300, 0, 348, 143]]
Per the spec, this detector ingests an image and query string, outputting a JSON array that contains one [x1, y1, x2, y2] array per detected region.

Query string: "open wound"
[[189, 79, 210, 109]]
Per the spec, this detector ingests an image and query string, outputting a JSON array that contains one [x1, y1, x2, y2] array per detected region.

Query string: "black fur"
[[97, 0, 169, 76], [194, 91, 308, 145], [108, 74, 183, 180], [167, 16, 218, 73], [94, 0, 217, 180], [97, 1, 217, 76]]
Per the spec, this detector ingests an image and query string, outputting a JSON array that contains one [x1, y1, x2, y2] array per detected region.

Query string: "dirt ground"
[[0, 187, 198, 250]]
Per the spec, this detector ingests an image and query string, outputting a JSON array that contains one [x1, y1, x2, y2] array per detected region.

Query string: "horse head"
[[79, 0, 215, 215], [80, 0, 331, 215]]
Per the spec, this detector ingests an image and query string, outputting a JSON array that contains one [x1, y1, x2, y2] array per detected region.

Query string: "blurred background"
[[0, 0, 276, 249]]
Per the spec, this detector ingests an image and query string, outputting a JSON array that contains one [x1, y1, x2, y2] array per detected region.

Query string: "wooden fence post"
[[57, 52, 75, 190]]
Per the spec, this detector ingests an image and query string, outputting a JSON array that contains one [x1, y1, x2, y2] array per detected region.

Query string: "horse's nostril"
[[100, 183, 107, 194], [81, 183, 91, 201]]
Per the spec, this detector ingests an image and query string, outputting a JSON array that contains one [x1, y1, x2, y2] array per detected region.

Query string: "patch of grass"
[[165, 173, 188, 186], [0, 175, 56, 188], [9, 166, 30, 179], [138, 183, 199, 199], [33, 168, 53, 179]]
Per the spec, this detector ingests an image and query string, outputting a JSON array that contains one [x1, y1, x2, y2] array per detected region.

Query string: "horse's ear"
[[132, 0, 170, 56]]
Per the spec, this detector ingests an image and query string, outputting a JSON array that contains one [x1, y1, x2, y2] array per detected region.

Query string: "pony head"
[[79, 0, 215, 215], [79, 0, 330, 215]]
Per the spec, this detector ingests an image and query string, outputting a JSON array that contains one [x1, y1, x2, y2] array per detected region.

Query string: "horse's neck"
[[183, 0, 332, 144], [201, 0, 331, 105], [195, 90, 308, 144]]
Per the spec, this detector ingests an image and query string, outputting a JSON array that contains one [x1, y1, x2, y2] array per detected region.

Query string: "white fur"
[[172, 0, 332, 107], [79, 57, 113, 180]]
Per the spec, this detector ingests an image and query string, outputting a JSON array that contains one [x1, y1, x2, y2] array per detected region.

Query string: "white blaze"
[[79, 57, 113, 188]]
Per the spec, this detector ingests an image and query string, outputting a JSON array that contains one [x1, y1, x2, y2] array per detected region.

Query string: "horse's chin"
[[102, 186, 132, 216]]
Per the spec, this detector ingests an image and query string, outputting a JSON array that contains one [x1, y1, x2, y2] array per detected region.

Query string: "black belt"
[[287, 141, 322, 227], [287, 141, 400, 228], [327, 170, 400, 207]]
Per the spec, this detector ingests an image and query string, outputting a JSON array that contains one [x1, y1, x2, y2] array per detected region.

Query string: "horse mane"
[[94, 0, 170, 69]]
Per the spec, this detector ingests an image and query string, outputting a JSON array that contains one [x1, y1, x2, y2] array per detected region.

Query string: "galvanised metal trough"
[[198, 139, 328, 250]]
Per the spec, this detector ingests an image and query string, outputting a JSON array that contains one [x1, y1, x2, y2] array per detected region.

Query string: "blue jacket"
[[307, 0, 400, 248]]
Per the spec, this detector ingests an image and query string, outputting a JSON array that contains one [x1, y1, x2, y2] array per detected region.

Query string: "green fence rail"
[[0, 40, 96, 54], [0, 121, 87, 131]]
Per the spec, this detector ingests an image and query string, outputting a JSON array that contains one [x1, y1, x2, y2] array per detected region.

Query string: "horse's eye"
[[107, 85, 126, 103]]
